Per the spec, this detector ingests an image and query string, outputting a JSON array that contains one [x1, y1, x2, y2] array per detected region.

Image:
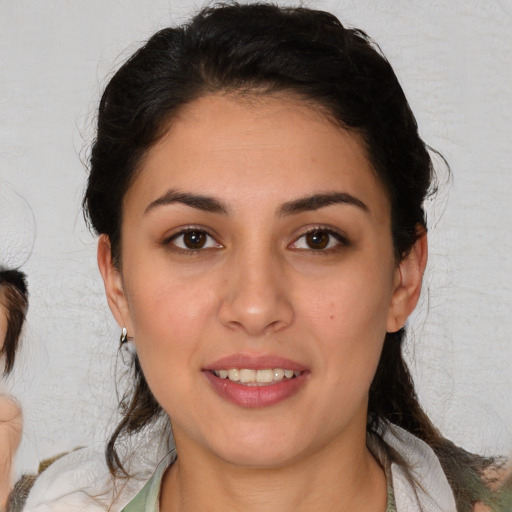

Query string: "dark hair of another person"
[[83, 3, 498, 510], [0, 268, 28, 375]]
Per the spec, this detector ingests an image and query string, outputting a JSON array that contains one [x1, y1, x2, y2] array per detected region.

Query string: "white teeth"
[[273, 368, 285, 381], [212, 368, 301, 385], [256, 369, 274, 383], [228, 369, 240, 381], [239, 369, 256, 383]]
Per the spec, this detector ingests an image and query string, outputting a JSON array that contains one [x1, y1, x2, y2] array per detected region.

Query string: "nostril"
[[219, 300, 291, 332]]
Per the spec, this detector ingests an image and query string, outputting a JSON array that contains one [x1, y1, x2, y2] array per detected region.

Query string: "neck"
[[159, 428, 387, 512]]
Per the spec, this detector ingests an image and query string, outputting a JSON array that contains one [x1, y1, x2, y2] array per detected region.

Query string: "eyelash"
[[288, 227, 349, 253], [163, 227, 223, 254], [162, 226, 349, 254]]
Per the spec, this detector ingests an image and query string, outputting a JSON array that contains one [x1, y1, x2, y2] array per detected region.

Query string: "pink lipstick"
[[203, 354, 309, 408]]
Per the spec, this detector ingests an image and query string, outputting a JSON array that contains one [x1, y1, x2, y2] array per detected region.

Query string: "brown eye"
[[289, 228, 347, 251], [183, 230, 207, 249], [169, 229, 221, 251], [305, 230, 330, 250]]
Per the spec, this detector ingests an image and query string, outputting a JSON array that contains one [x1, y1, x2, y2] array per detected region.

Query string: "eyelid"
[[288, 226, 350, 251], [163, 225, 223, 251], [160, 224, 349, 253]]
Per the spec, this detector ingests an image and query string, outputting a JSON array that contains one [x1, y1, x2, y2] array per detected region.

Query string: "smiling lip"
[[205, 354, 307, 372], [203, 354, 309, 408]]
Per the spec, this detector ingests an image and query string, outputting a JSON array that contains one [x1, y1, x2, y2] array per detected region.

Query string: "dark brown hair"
[[84, 4, 498, 510], [0, 268, 28, 375]]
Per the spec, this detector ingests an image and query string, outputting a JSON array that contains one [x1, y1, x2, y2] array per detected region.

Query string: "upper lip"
[[204, 353, 307, 372]]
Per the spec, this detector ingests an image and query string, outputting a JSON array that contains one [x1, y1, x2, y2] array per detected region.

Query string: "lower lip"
[[203, 371, 308, 408]]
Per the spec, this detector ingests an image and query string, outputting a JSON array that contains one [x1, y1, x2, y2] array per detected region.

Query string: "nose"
[[218, 248, 294, 336]]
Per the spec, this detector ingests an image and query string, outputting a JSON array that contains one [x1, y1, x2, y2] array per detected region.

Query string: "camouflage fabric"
[[6, 453, 71, 512]]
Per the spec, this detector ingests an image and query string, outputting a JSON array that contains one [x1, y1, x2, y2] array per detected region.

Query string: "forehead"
[[126, 93, 390, 219]]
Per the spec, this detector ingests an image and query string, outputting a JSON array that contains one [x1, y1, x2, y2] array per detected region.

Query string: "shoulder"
[[380, 422, 458, 512], [20, 444, 148, 512], [20, 421, 172, 511], [474, 463, 512, 512]]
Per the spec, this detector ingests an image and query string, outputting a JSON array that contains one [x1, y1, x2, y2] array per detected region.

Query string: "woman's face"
[[0, 296, 7, 351], [100, 94, 423, 467]]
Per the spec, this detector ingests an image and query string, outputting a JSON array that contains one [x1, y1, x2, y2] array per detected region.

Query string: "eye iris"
[[183, 231, 206, 249], [306, 230, 329, 249]]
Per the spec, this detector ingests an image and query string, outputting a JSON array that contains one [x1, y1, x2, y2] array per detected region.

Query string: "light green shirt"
[[121, 451, 176, 512]]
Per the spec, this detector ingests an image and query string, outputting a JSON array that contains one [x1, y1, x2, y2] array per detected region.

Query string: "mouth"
[[209, 368, 303, 386], [203, 356, 308, 407]]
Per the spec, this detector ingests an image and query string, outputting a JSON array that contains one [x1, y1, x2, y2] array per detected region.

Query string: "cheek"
[[303, 266, 394, 334], [300, 267, 394, 379], [124, 275, 220, 420], [123, 268, 218, 368]]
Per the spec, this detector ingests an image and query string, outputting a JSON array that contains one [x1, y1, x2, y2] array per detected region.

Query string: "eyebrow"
[[278, 192, 369, 216], [144, 189, 368, 217], [145, 189, 229, 215]]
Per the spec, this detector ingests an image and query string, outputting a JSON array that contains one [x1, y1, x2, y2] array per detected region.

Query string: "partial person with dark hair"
[[18, 3, 505, 511], [0, 268, 28, 510], [0, 269, 28, 376]]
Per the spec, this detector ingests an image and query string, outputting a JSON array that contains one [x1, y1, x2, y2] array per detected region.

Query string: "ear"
[[97, 234, 133, 334], [387, 228, 428, 333]]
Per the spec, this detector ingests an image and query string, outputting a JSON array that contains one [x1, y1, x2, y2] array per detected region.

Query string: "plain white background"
[[1, 0, 511, 476]]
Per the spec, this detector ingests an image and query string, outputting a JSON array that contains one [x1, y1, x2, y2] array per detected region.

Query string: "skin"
[[99, 93, 427, 511], [0, 300, 7, 356], [0, 299, 23, 509]]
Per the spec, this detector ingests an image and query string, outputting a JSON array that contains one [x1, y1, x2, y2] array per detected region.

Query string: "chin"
[[206, 426, 306, 469], [217, 445, 298, 469]]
